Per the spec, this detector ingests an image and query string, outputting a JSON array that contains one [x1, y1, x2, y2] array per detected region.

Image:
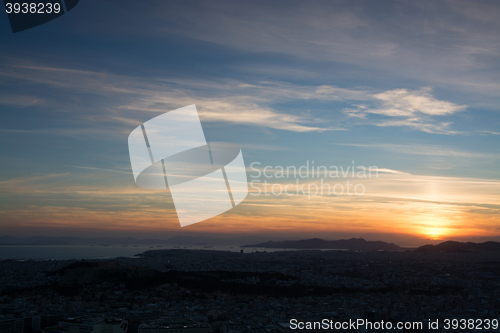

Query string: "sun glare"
[[426, 227, 447, 240]]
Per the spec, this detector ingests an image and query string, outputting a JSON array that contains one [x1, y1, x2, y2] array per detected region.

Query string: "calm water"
[[0, 244, 301, 260]]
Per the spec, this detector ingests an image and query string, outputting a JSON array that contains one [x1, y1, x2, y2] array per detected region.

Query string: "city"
[[1, 248, 499, 332]]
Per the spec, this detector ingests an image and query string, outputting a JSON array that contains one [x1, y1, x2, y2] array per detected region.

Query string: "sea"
[[0, 244, 304, 260]]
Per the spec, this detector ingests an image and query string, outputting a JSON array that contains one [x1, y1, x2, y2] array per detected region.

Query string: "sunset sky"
[[0, 0, 499, 246]]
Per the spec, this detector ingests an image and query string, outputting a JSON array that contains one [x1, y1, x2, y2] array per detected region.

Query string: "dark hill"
[[242, 238, 402, 251], [415, 241, 500, 252]]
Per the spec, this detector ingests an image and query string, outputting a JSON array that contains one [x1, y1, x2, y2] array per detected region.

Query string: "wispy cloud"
[[374, 118, 459, 135], [146, 0, 500, 97], [0, 63, 339, 133], [0, 94, 46, 107], [371, 88, 466, 116], [0, 61, 478, 136], [344, 88, 467, 134], [359, 167, 410, 175], [334, 143, 492, 159], [121, 96, 332, 133]]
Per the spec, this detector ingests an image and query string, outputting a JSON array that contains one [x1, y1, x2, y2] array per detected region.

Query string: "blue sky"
[[0, 0, 498, 244]]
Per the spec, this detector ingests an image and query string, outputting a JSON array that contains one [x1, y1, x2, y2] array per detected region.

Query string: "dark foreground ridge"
[[242, 238, 403, 251], [415, 240, 500, 252], [1, 249, 499, 332]]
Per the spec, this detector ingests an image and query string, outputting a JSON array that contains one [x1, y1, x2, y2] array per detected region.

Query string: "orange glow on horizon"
[[1, 172, 498, 245]]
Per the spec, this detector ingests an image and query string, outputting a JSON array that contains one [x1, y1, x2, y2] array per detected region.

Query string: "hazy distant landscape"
[[0, 235, 284, 246], [0, 236, 394, 261], [1, 236, 499, 261], [1, 245, 499, 332]]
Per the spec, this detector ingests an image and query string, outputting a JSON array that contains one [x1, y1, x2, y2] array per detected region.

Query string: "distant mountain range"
[[242, 238, 403, 251], [2, 235, 499, 252], [414, 241, 500, 252], [242, 238, 500, 252]]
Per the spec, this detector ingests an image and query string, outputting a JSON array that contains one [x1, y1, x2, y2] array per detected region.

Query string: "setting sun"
[[425, 227, 448, 240]]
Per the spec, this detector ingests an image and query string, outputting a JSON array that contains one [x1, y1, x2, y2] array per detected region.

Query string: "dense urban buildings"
[[0, 249, 499, 333]]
